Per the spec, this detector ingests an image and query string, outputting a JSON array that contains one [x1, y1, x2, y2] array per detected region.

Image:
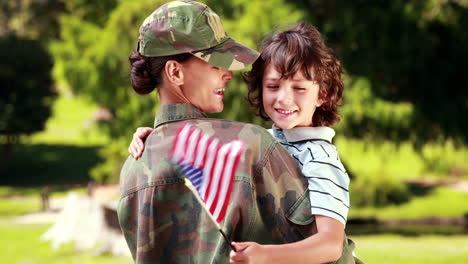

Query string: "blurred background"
[[1, 0, 467, 263]]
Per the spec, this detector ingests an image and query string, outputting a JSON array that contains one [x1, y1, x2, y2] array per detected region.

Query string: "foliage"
[[294, 0, 468, 142], [0, 143, 100, 186], [337, 76, 415, 141], [47, 0, 468, 206], [421, 140, 468, 178], [51, 0, 306, 183], [349, 187, 468, 220], [51, 0, 166, 182], [0, 0, 65, 41], [0, 35, 55, 141], [337, 137, 468, 206]]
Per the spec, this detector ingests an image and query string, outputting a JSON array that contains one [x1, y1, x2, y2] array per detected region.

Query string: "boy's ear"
[[164, 60, 184, 86], [317, 89, 327, 107]]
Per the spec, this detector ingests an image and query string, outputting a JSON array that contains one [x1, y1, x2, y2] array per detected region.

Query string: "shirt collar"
[[154, 103, 207, 128], [272, 125, 336, 143]]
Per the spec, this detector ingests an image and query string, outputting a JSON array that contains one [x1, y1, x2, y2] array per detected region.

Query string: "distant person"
[[118, 1, 332, 263], [127, 18, 360, 264]]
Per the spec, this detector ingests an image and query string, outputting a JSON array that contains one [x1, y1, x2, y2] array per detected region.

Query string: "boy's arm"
[[230, 215, 344, 264]]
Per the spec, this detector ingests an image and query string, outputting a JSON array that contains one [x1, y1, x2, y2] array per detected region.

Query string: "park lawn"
[[352, 234, 468, 264], [2, 190, 468, 264], [1, 220, 467, 264], [0, 219, 132, 264], [0, 189, 131, 264], [27, 93, 109, 146], [0, 197, 40, 217], [349, 187, 468, 220]]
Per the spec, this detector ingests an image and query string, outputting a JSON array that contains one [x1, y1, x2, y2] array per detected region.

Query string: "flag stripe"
[[170, 123, 245, 223], [205, 141, 223, 207], [201, 138, 220, 200], [186, 128, 201, 166], [170, 122, 187, 159], [182, 125, 196, 164], [208, 143, 230, 218], [173, 124, 191, 164], [214, 141, 244, 221], [192, 133, 207, 168]]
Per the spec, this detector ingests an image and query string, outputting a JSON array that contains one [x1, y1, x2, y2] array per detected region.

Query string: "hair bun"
[[129, 51, 156, 95]]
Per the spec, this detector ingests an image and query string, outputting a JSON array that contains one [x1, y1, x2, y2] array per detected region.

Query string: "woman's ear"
[[164, 60, 184, 86]]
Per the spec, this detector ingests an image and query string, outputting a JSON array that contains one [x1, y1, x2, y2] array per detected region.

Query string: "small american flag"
[[170, 123, 246, 223]]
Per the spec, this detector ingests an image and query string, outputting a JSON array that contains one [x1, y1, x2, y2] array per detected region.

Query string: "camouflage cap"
[[137, 0, 259, 70]]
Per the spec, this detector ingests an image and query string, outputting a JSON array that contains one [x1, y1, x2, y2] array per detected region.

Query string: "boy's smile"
[[262, 64, 323, 129]]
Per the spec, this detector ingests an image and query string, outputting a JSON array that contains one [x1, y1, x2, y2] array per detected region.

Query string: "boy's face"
[[180, 57, 233, 113], [262, 64, 323, 129]]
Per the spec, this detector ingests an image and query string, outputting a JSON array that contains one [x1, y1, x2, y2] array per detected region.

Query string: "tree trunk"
[[1, 134, 18, 170]]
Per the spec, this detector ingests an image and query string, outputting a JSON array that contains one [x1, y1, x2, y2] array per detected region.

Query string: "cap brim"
[[191, 38, 260, 71]]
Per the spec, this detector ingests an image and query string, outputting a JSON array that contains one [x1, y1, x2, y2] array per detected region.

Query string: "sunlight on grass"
[[353, 234, 468, 264], [0, 198, 40, 217], [0, 186, 42, 197], [27, 93, 109, 146], [0, 220, 132, 264], [350, 187, 468, 220]]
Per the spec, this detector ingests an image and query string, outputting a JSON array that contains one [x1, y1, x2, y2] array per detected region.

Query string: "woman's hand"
[[229, 242, 268, 264], [128, 127, 153, 159]]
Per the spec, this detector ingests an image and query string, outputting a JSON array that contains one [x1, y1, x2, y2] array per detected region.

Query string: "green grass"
[[0, 186, 86, 198], [349, 187, 468, 220], [1, 186, 467, 263], [0, 198, 40, 217], [352, 234, 468, 264], [0, 187, 131, 264], [0, 186, 43, 197], [0, 219, 132, 264], [0, 220, 466, 264], [27, 93, 109, 146]]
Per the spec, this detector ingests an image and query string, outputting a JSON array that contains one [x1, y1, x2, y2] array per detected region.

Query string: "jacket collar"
[[154, 103, 206, 128], [272, 125, 335, 143]]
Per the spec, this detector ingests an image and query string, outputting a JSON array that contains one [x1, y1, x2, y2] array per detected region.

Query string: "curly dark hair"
[[245, 22, 344, 127], [129, 51, 192, 95]]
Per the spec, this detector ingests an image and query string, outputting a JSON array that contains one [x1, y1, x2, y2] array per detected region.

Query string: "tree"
[[0, 0, 65, 42], [52, 0, 304, 183], [0, 34, 55, 158], [292, 0, 468, 142]]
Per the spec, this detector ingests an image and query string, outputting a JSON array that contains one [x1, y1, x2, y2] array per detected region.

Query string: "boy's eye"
[[212, 66, 220, 70], [294, 87, 306, 91], [265, 85, 279, 89]]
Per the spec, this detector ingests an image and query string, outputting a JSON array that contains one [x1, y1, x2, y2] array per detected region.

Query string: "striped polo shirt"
[[270, 126, 350, 226]]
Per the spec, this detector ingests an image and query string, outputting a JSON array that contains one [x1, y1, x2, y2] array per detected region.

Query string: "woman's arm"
[[128, 127, 153, 159], [230, 215, 344, 264]]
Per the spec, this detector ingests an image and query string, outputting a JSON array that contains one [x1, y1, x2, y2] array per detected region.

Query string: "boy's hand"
[[229, 242, 267, 264], [128, 127, 153, 159]]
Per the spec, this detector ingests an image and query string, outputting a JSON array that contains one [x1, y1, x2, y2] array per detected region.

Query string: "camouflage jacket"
[[117, 103, 357, 264]]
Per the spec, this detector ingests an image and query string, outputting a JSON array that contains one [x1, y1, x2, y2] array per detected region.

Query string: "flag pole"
[[184, 179, 236, 252]]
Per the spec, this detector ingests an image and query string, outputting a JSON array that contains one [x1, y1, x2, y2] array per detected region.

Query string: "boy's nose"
[[277, 88, 293, 105]]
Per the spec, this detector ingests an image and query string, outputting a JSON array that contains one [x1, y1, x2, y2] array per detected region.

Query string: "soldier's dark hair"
[[244, 22, 344, 127], [129, 51, 192, 95]]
